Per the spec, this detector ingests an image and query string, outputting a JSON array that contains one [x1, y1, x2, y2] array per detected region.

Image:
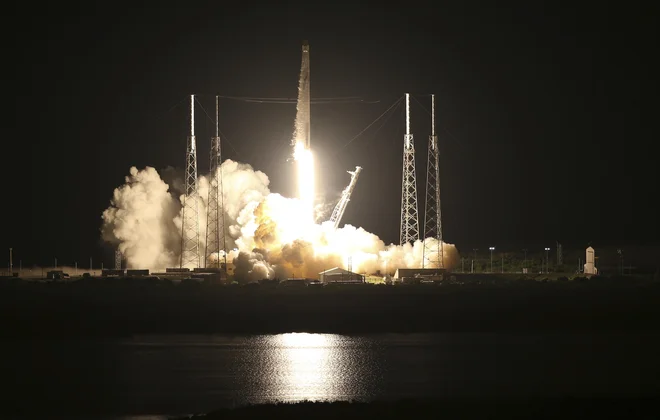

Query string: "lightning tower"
[[180, 94, 201, 269], [422, 94, 444, 268], [205, 96, 225, 269], [400, 93, 420, 245]]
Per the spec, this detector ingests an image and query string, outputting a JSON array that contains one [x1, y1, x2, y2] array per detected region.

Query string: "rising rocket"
[[294, 40, 311, 149]]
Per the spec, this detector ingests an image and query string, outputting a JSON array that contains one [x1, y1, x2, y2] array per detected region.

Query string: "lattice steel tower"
[[114, 248, 121, 270], [422, 94, 444, 268], [400, 93, 420, 245], [180, 94, 201, 269], [556, 241, 563, 266], [205, 96, 225, 269]]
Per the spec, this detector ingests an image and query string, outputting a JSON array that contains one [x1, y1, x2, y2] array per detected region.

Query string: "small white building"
[[318, 267, 365, 284], [584, 246, 598, 275]]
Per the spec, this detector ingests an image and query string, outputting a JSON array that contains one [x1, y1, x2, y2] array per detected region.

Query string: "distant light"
[[544, 247, 550, 251], [489, 247, 495, 250]]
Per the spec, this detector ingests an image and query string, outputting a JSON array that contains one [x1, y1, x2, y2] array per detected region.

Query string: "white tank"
[[584, 246, 598, 275], [586, 247, 595, 264]]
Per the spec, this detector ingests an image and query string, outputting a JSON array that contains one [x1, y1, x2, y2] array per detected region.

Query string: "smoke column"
[[102, 160, 459, 281]]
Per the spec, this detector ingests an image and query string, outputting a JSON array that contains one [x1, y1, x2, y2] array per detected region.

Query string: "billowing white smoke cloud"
[[188, 159, 270, 257], [101, 160, 459, 279], [101, 167, 180, 269], [232, 249, 276, 282]]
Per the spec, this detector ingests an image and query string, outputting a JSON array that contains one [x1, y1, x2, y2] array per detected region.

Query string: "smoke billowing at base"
[[101, 160, 458, 282]]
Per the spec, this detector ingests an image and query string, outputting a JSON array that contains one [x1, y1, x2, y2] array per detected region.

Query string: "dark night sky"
[[7, 2, 658, 267]]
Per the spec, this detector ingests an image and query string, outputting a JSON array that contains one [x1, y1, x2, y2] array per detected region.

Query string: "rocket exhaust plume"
[[292, 41, 315, 224], [101, 160, 459, 280]]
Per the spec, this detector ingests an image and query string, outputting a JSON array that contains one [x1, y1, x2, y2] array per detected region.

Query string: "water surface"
[[3, 333, 660, 418]]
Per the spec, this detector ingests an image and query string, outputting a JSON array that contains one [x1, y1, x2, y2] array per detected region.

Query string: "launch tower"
[[180, 94, 201, 268], [205, 96, 225, 269], [422, 94, 444, 268], [400, 93, 420, 245], [329, 166, 362, 229]]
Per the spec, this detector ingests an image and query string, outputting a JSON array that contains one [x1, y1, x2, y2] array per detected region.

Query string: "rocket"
[[295, 40, 311, 150]]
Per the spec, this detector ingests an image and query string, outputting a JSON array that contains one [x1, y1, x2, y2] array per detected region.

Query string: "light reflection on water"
[[3, 332, 660, 419], [108, 334, 373, 419], [274, 333, 337, 399], [229, 333, 383, 403]]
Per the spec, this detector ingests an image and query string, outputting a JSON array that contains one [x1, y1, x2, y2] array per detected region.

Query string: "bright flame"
[[294, 142, 315, 226]]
